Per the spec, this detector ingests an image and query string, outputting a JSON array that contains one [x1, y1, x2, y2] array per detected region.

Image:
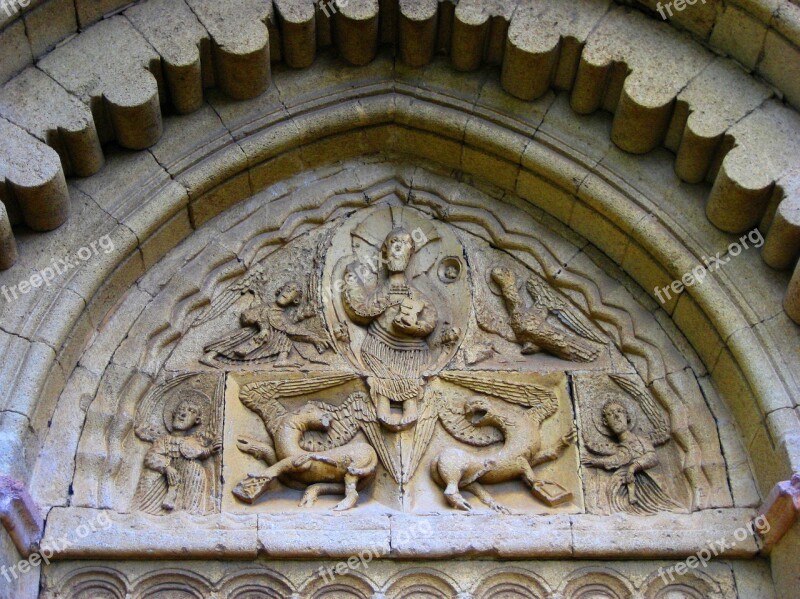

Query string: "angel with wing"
[[581, 376, 685, 515], [480, 266, 605, 363], [195, 232, 332, 368], [133, 376, 223, 515], [231, 374, 393, 511], [202, 280, 331, 367]]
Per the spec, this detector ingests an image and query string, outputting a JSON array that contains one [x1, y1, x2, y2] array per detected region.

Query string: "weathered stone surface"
[[38, 556, 744, 597], [125, 0, 210, 115], [22, 0, 77, 59], [0, 5, 796, 594], [573, 7, 713, 154], [43, 508, 258, 558], [0, 67, 103, 177], [707, 100, 800, 234], [502, 0, 610, 100], [185, 0, 273, 100], [38, 16, 163, 150], [0, 117, 68, 232]]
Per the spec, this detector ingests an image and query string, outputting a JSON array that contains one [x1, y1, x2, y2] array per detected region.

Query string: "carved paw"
[[236, 436, 274, 463], [580, 456, 600, 468], [491, 502, 512, 515], [445, 492, 472, 512]]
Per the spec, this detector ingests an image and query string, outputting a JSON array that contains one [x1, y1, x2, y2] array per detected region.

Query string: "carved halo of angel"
[[476, 263, 606, 363], [232, 373, 400, 510], [580, 375, 685, 515], [196, 232, 334, 368], [133, 374, 223, 515]]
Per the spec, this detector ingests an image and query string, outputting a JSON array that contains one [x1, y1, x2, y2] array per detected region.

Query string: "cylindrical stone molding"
[[0, 202, 17, 270]]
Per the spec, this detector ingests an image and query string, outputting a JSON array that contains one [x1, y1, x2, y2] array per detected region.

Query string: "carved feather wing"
[[351, 393, 401, 483], [239, 381, 287, 428], [299, 392, 364, 452], [240, 373, 361, 426], [438, 400, 504, 447], [525, 276, 605, 344], [134, 373, 197, 442], [298, 227, 334, 318], [195, 263, 266, 327], [609, 374, 671, 446], [403, 390, 444, 483], [438, 371, 559, 422]]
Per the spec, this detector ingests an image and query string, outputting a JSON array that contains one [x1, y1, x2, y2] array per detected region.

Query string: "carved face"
[[464, 396, 492, 426], [382, 229, 414, 273], [603, 402, 629, 435], [172, 400, 202, 431], [276, 283, 301, 307], [297, 402, 334, 430]]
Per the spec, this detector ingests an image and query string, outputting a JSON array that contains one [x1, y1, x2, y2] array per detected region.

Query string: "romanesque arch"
[[0, 1, 798, 597]]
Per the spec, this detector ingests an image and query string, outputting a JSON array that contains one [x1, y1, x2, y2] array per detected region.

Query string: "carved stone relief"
[[64, 165, 741, 557], [131, 373, 223, 516], [106, 199, 714, 518]]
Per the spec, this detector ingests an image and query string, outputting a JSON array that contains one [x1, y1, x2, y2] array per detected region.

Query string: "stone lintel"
[[41, 507, 760, 560]]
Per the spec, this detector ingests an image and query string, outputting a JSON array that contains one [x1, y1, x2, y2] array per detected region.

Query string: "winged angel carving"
[[198, 234, 333, 368], [232, 373, 394, 511], [133, 374, 224, 515], [478, 266, 605, 362], [581, 375, 685, 515], [431, 372, 576, 513]]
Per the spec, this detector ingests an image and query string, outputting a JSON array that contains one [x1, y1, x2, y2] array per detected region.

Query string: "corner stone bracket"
[[0, 475, 43, 558], [756, 473, 800, 554]]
